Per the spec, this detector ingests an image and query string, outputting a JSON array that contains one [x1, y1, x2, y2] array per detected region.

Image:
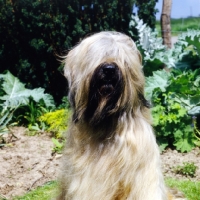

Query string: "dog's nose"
[[102, 64, 116, 77]]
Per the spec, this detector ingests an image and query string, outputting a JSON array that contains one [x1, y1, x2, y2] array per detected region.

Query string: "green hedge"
[[0, 0, 135, 103]]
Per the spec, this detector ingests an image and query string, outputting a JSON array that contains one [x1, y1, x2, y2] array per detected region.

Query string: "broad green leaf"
[[194, 76, 200, 87], [190, 95, 200, 106], [143, 58, 163, 76], [174, 94, 200, 112], [145, 70, 170, 100], [173, 126, 195, 152], [0, 71, 55, 109], [159, 141, 168, 152], [0, 71, 29, 108], [188, 106, 200, 116], [0, 71, 26, 96], [178, 30, 200, 53]]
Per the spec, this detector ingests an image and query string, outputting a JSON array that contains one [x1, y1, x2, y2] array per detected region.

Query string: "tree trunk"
[[160, 0, 172, 48]]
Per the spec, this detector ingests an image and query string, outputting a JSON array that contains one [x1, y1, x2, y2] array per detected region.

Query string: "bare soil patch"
[[0, 127, 200, 199], [0, 127, 61, 199]]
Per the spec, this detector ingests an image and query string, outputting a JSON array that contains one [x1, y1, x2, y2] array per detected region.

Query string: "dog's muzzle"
[[97, 63, 120, 97], [84, 63, 123, 126]]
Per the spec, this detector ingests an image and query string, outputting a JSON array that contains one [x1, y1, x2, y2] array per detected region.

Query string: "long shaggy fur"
[[57, 31, 186, 200]]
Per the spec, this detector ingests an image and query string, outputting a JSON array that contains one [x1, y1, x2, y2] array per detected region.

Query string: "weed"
[[39, 109, 71, 138], [52, 138, 65, 154], [174, 162, 198, 177]]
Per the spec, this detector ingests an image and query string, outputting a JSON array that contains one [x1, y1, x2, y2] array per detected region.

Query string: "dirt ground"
[[0, 127, 200, 199]]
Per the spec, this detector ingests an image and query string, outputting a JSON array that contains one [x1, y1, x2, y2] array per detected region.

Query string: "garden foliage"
[[146, 70, 199, 152], [135, 0, 158, 29], [0, 3, 200, 153], [0, 71, 55, 134], [131, 17, 200, 73], [0, 0, 134, 102], [39, 108, 71, 153], [132, 16, 200, 152], [39, 109, 70, 138], [174, 162, 198, 178]]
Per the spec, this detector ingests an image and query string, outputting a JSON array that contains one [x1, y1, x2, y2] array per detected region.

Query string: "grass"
[[11, 181, 58, 200], [7, 179, 200, 200], [166, 178, 200, 200], [156, 16, 200, 36]]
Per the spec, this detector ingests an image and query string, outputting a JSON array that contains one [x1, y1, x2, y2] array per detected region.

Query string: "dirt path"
[[0, 127, 200, 199], [0, 127, 61, 199]]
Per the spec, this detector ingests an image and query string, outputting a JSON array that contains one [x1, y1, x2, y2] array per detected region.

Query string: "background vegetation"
[[0, 0, 158, 103], [0, 0, 136, 102], [0, 1, 200, 199], [0, 0, 200, 152], [136, 0, 158, 29], [133, 16, 200, 152], [156, 17, 200, 35]]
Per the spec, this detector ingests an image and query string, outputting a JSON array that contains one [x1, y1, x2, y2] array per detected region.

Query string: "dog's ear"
[[139, 93, 151, 108]]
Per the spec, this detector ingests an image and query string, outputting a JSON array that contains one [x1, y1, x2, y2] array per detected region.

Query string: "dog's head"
[[64, 31, 149, 127]]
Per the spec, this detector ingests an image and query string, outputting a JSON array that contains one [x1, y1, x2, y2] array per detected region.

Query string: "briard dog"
[[56, 32, 185, 200]]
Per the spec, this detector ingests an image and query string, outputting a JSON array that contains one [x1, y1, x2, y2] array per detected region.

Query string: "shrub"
[[0, 71, 55, 135], [151, 91, 195, 152], [51, 137, 65, 154], [134, 18, 200, 152], [174, 162, 198, 178], [0, 0, 134, 102], [135, 0, 158, 29], [39, 109, 70, 138], [130, 16, 200, 76], [145, 69, 200, 152]]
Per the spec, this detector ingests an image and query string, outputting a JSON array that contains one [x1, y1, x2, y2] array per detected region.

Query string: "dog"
[[56, 31, 186, 200]]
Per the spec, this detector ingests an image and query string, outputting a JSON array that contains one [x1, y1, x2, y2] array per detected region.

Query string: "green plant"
[[133, 18, 200, 152], [145, 70, 199, 152], [13, 181, 58, 200], [130, 17, 200, 76], [169, 69, 200, 116], [174, 162, 198, 178], [175, 29, 200, 71], [57, 96, 70, 110], [27, 122, 47, 136], [16, 99, 46, 125], [151, 92, 195, 152], [192, 116, 200, 141], [129, 16, 179, 76], [0, 71, 55, 135], [165, 178, 200, 200], [0, 108, 16, 135], [135, 0, 158, 29], [0, 0, 135, 102], [52, 137, 65, 154], [39, 109, 70, 138]]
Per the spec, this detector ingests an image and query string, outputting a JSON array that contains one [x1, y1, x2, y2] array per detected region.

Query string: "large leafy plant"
[[129, 16, 180, 76], [0, 71, 55, 134], [132, 17, 200, 152], [146, 70, 200, 152], [174, 29, 200, 71], [168, 69, 200, 116], [130, 16, 200, 75]]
